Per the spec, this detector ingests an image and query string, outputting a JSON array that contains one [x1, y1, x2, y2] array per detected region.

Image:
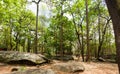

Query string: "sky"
[[26, 0, 73, 20], [27, 0, 51, 18]]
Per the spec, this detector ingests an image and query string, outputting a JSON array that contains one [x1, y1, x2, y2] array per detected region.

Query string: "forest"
[[0, 0, 120, 74]]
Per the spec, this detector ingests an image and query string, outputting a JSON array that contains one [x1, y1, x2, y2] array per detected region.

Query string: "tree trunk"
[[85, 0, 90, 62], [27, 37, 31, 52], [15, 32, 19, 51], [33, 0, 41, 54], [97, 1, 101, 59], [80, 25, 85, 61], [97, 18, 110, 59], [35, 3, 39, 54], [10, 18, 13, 50], [23, 40, 25, 52], [71, 13, 81, 58], [59, 1, 64, 57], [105, 0, 120, 73], [60, 12, 63, 57]]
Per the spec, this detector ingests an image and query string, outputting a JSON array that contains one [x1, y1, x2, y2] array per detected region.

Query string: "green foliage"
[[44, 14, 76, 55], [0, 0, 116, 59], [0, 0, 36, 51]]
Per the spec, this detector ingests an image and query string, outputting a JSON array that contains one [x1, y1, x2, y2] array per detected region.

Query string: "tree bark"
[[10, 19, 12, 50], [59, 0, 64, 57], [32, 0, 41, 54], [97, 1, 101, 58], [35, 3, 39, 54], [80, 24, 85, 61], [60, 11, 63, 57], [15, 32, 19, 51], [105, 0, 120, 73], [27, 37, 31, 52], [85, 0, 90, 62]]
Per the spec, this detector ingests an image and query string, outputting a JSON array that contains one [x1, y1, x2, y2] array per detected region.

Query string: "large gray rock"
[[52, 55, 74, 61], [9, 69, 55, 74], [0, 51, 49, 65], [52, 61, 85, 73]]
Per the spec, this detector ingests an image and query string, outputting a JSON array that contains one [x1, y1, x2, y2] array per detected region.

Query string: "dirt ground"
[[0, 61, 119, 74]]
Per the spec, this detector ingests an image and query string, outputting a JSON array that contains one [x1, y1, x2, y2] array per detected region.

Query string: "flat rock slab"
[[8, 69, 55, 74], [52, 61, 85, 73], [0, 51, 49, 65]]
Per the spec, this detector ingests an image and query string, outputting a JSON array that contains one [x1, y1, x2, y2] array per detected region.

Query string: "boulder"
[[98, 57, 106, 62], [52, 55, 74, 61], [0, 51, 49, 65], [9, 69, 55, 74], [52, 61, 85, 73]]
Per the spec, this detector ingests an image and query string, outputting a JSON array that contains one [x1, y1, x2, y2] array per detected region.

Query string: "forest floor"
[[0, 60, 118, 74]]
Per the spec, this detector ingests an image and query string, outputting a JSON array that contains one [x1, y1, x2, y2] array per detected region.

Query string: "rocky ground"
[[0, 60, 118, 74]]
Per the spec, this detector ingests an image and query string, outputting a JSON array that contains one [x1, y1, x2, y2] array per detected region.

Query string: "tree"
[[85, 0, 90, 62], [0, 0, 28, 51], [105, 0, 120, 73], [0, 0, 36, 52], [44, 0, 76, 56], [97, 17, 111, 59], [32, 0, 41, 54], [0, 0, 117, 63], [66, 0, 86, 61]]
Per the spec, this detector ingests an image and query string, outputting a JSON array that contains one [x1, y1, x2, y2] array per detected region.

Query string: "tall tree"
[[59, 0, 64, 57], [32, 0, 41, 54], [85, 0, 90, 62], [105, 0, 120, 73], [67, 0, 86, 61]]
